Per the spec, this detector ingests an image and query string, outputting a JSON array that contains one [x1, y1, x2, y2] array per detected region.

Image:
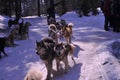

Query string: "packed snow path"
[[0, 12, 120, 80]]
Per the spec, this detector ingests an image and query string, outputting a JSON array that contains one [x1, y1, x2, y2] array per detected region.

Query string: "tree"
[[61, 0, 67, 14], [0, 0, 13, 16], [46, 0, 55, 19], [15, 0, 22, 18], [37, 0, 41, 17]]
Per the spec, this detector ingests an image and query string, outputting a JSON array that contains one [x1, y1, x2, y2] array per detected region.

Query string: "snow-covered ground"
[[0, 12, 120, 80]]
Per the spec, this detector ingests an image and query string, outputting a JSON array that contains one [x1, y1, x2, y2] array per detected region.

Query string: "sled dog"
[[54, 42, 76, 72], [36, 38, 55, 80], [62, 23, 73, 43]]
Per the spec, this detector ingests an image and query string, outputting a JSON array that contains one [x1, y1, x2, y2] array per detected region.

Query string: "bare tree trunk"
[[15, 0, 21, 18], [37, 0, 40, 17], [50, 0, 55, 19], [61, 0, 67, 14], [8, 0, 12, 17], [45, 0, 55, 24]]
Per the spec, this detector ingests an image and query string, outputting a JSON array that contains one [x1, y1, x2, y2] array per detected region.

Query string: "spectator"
[[112, 0, 120, 32], [46, 6, 55, 25], [101, 0, 112, 31]]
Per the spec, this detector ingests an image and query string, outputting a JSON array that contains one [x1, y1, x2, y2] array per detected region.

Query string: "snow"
[[0, 11, 120, 80]]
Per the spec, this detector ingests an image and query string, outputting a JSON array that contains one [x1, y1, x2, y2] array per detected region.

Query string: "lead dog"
[[54, 42, 76, 72], [36, 38, 55, 80]]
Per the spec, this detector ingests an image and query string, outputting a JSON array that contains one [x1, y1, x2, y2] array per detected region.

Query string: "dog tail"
[[48, 24, 57, 31], [68, 23, 74, 27]]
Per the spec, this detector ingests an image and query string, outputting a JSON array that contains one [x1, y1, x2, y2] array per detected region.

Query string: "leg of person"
[[1, 49, 8, 56], [108, 16, 112, 29], [104, 16, 109, 31], [116, 20, 119, 32], [113, 15, 116, 32], [0, 51, 1, 59], [117, 16, 120, 32], [47, 16, 50, 25], [110, 15, 114, 27], [113, 16, 119, 32]]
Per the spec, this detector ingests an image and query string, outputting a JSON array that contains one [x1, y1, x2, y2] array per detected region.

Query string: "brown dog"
[[62, 23, 73, 44], [5, 30, 15, 47]]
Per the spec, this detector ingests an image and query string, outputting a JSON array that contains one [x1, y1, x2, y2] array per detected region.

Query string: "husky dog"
[[48, 24, 57, 36], [48, 24, 59, 44], [54, 42, 76, 72], [62, 23, 73, 43], [0, 37, 8, 59], [24, 68, 42, 80], [20, 22, 31, 40], [5, 34, 14, 47], [11, 28, 19, 40], [5, 31, 15, 47], [35, 38, 55, 80]]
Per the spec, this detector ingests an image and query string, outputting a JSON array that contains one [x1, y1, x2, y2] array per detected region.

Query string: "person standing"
[[101, 0, 112, 31], [46, 0, 56, 25], [112, 0, 120, 32], [46, 6, 55, 25]]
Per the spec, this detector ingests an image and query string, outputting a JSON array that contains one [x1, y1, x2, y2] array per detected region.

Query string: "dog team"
[[0, 17, 75, 80], [0, 17, 31, 59], [8, 17, 31, 40], [24, 18, 75, 80]]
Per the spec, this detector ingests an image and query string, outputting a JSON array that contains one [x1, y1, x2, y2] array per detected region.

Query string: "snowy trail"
[[0, 12, 120, 80], [60, 12, 120, 80]]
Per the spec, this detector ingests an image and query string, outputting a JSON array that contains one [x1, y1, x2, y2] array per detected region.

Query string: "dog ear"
[[43, 41, 49, 49], [61, 42, 66, 49]]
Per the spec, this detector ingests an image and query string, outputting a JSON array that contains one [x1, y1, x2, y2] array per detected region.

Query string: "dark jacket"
[[113, 1, 120, 16], [102, 0, 111, 16]]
